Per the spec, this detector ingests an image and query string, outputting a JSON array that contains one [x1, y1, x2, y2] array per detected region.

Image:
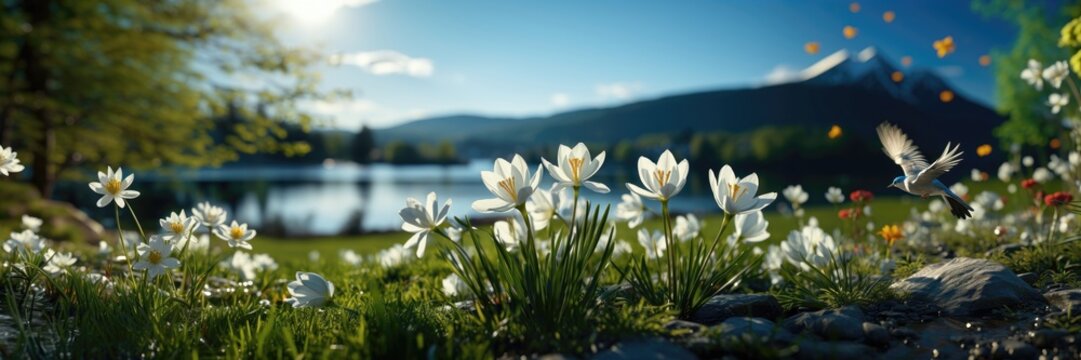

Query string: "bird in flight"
[[876, 122, 973, 219]]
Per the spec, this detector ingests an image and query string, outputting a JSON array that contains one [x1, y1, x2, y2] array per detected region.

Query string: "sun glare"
[[274, 0, 373, 25]]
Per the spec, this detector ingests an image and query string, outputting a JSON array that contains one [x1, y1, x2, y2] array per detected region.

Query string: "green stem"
[[127, 204, 148, 242], [570, 186, 580, 229], [114, 205, 134, 275], [660, 200, 676, 294]]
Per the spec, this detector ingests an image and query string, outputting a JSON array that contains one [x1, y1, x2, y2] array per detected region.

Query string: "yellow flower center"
[[568, 157, 585, 182], [230, 226, 244, 240], [498, 177, 518, 202], [148, 250, 162, 265], [729, 183, 746, 199], [170, 222, 184, 234], [105, 178, 122, 195], [653, 170, 672, 188]]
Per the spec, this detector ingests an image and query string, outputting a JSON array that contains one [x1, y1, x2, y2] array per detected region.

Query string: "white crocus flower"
[[1043, 61, 1070, 89], [21, 215, 42, 232], [673, 214, 702, 241], [1033, 167, 1054, 183], [637, 229, 667, 259], [616, 193, 648, 228], [192, 202, 228, 229], [526, 184, 561, 230], [473, 155, 543, 213], [709, 165, 777, 215], [0, 145, 25, 176], [340, 249, 363, 266], [543, 143, 609, 193], [997, 162, 1015, 182], [4, 230, 43, 255], [284, 272, 334, 308], [783, 185, 809, 206], [442, 273, 470, 297], [133, 235, 180, 279], [1049, 93, 1070, 114], [824, 187, 845, 204], [627, 150, 689, 202], [730, 210, 770, 243], [378, 244, 411, 267], [949, 182, 969, 198], [494, 212, 528, 251], [1021, 59, 1044, 90], [399, 192, 451, 257], [781, 226, 836, 270], [225, 252, 277, 280], [159, 210, 196, 242], [1023, 156, 1034, 167], [175, 233, 210, 253], [88, 166, 140, 208], [43, 249, 77, 275], [214, 220, 256, 250]]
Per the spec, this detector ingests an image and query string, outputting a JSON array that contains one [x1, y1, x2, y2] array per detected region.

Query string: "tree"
[[0, 0, 341, 197], [383, 141, 421, 164], [352, 125, 375, 164]]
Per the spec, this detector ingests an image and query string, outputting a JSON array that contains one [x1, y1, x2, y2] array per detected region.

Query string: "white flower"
[[399, 192, 451, 257], [378, 244, 411, 267], [974, 191, 1004, 211], [673, 214, 702, 241], [98, 240, 110, 257], [627, 150, 689, 202], [1023, 156, 1035, 167], [284, 272, 334, 308], [527, 184, 561, 230], [1049, 93, 1070, 114], [730, 210, 770, 243], [783, 185, 809, 206], [949, 182, 968, 197], [1033, 167, 1054, 183], [192, 202, 228, 229], [0, 145, 24, 176], [4, 230, 43, 255], [1007, 183, 1018, 194], [442, 273, 470, 297], [764, 245, 785, 285], [970, 169, 984, 182], [21, 215, 42, 232], [225, 251, 278, 280], [175, 233, 210, 253], [133, 235, 180, 279], [88, 166, 140, 208], [824, 187, 845, 204], [473, 155, 543, 213], [616, 193, 648, 228], [542, 143, 609, 193], [494, 212, 528, 251], [637, 229, 667, 259], [1051, 154, 1072, 178], [214, 220, 256, 250], [42, 249, 77, 275], [308, 250, 320, 262], [1071, 152, 1081, 167], [1059, 213, 1077, 233], [340, 249, 362, 266], [1043, 61, 1070, 89], [159, 210, 196, 242], [997, 162, 1015, 182], [1021, 59, 1044, 90], [781, 226, 836, 270], [929, 199, 945, 213], [709, 165, 777, 215]]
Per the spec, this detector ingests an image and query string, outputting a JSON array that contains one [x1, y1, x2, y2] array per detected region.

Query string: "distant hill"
[[377, 47, 1003, 159]]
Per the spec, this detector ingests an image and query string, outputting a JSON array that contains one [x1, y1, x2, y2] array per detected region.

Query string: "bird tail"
[[944, 195, 973, 219]]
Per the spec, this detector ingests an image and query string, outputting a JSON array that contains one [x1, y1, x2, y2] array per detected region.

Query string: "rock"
[[689, 294, 782, 326], [534, 355, 579, 360], [783, 306, 865, 341], [592, 338, 697, 360], [1029, 329, 1068, 348], [1045, 289, 1081, 313], [664, 320, 705, 334], [1017, 272, 1038, 285], [991, 339, 1037, 360], [714, 317, 792, 344], [795, 340, 875, 360], [890, 257, 1044, 316], [861, 322, 889, 347]]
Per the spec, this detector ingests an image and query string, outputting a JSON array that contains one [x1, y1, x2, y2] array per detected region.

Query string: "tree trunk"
[[22, 0, 54, 198]]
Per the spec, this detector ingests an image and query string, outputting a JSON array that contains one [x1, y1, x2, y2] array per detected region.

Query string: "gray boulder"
[[690, 294, 782, 325], [890, 257, 1044, 316], [592, 338, 697, 360], [783, 306, 865, 341], [714, 317, 793, 343], [1045, 289, 1081, 313]]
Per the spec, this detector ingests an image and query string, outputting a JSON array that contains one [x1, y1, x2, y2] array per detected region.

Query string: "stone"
[[889, 257, 1044, 316], [794, 340, 875, 360], [861, 322, 889, 347], [782, 306, 865, 341], [664, 320, 705, 334], [1045, 289, 1081, 313], [592, 338, 697, 360], [689, 294, 782, 326], [714, 317, 792, 344]]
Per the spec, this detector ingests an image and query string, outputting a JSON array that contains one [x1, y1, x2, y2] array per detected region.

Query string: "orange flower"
[[934, 36, 955, 58], [805, 42, 821, 55], [843, 26, 858, 39], [883, 11, 895, 23], [828, 124, 843, 139], [1051, 138, 1062, 150], [976, 144, 992, 157], [979, 55, 991, 67], [939, 90, 954, 103], [901, 56, 913, 67], [849, 2, 861, 13], [891, 71, 904, 83], [878, 225, 903, 247]]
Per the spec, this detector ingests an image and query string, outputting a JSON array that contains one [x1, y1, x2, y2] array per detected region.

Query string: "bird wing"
[[913, 142, 963, 185], [876, 122, 928, 177]]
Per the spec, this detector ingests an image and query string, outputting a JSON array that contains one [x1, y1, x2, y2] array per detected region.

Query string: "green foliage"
[[773, 251, 893, 310], [352, 125, 376, 164], [383, 141, 424, 164]]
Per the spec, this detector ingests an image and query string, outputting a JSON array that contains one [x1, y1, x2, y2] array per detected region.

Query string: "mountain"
[[377, 47, 1003, 158]]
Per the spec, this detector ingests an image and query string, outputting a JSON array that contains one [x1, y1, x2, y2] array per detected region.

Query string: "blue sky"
[[273, 0, 1021, 130]]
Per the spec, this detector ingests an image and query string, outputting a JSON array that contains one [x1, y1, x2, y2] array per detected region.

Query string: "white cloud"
[[595, 82, 643, 100], [550, 93, 570, 107], [309, 98, 425, 129], [275, 0, 377, 24], [763, 65, 800, 85], [332, 50, 434, 78]]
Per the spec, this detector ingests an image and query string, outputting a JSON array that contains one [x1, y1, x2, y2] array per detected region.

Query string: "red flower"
[[838, 208, 861, 220], [1021, 179, 1038, 190], [850, 190, 874, 203], [1044, 192, 1074, 207]]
